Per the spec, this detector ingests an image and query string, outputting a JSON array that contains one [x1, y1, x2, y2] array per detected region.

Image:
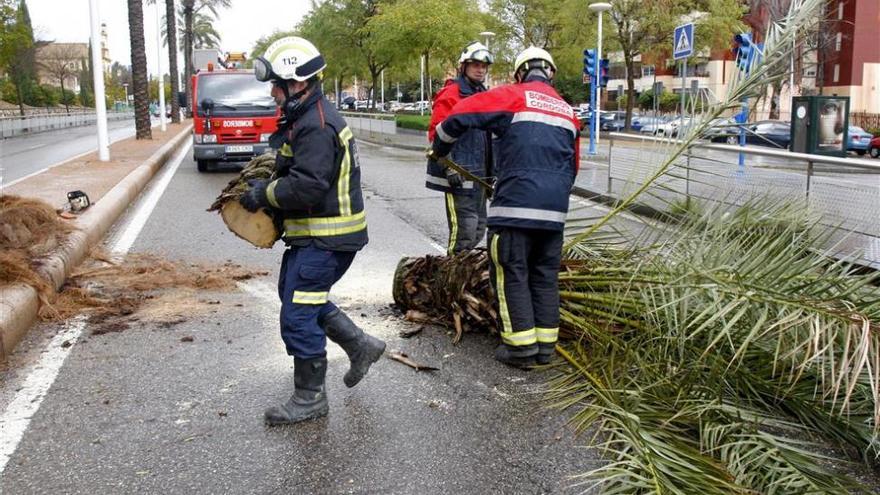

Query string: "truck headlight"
[[202, 134, 217, 144], [260, 133, 272, 142], [193, 134, 202, 144]]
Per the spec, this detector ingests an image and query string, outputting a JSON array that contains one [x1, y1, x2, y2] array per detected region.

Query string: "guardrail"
[[602, 132, 880, 265], [0, 111, 134, 139], [340, 111, 396, 136]]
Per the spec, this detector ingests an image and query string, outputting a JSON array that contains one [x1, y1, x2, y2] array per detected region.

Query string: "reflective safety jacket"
[[426, 77, 490, 194], [434, 78, 580, 231], [265, 88, 368, 252]]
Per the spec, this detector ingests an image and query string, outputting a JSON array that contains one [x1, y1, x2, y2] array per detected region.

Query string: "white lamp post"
[[479, 31, 495, 87], [88, 0, 108, 160], [589, 2, 612, 146]]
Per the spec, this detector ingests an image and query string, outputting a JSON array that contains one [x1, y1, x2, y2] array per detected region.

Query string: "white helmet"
[[513, 46, 556, 81], [458, 41, 494, 65], [254, 36, 325, 82]]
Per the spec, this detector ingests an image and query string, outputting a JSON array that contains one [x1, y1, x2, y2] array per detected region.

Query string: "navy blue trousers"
[[277, 245, 356, 359]]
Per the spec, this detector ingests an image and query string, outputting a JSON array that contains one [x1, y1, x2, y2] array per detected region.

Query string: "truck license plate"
[[225, 145, 253, 153]]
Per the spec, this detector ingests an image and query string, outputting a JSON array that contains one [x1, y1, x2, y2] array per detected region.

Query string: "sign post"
[[673, 23, 694, 139]]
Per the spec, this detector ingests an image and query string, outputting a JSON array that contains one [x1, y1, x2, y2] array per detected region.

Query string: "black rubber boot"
[[536, 343, 556, 365], [320, 309, 386, 388], [494, 343, 537, 369], [264, 357, 328, 426]]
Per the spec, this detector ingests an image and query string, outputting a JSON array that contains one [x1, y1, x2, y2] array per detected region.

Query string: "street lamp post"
[[589, 2, 612, 148], [123, 83, 129, 108], [479, 31, 495, 87], [88, 0, 109, 161]]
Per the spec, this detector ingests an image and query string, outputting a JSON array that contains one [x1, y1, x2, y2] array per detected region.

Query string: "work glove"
[[239, 179, 270, 213], [431, 139, 453, 159], [445, 169, 464, 188]]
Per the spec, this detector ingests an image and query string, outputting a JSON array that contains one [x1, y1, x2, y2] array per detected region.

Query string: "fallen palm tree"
[[393, 0, 880, 489], [0, 194, 76, 308], [394, 202, 880, 491], [208, 152, 279, 248]]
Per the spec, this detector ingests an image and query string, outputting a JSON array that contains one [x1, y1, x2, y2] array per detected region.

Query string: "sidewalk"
[[0, 122, 193, 360]]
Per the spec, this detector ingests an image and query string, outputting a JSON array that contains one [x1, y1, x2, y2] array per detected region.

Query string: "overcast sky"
[[27, 0, 312, 76]]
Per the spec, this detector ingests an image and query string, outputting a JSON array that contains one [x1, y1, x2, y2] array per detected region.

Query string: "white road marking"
[[0, 140, 191, 476], [108, 142, 192, 254]]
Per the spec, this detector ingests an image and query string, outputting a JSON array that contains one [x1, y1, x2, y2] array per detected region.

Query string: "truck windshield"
[[196, 74, 276, 116]]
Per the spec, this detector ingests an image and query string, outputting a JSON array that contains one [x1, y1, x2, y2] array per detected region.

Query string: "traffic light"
[[598, 59, 610, 87], [583, 49, 597, 78], [733, 32, 753, 72]]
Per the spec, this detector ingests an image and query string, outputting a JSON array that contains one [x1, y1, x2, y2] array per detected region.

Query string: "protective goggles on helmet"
[[463, 49, 494, 65], [254, 57, 280, 82]]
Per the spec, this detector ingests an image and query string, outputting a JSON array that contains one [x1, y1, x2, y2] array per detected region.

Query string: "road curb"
[[0, 124, 193, 361]]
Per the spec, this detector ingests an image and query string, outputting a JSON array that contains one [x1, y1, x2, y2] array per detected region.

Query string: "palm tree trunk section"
[[165, 0, 180, 124], [127, 0, 151, 139], [392, 250, 498, 340]]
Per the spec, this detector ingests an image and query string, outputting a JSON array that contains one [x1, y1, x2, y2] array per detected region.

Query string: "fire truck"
[[191, 50, 279, 172]]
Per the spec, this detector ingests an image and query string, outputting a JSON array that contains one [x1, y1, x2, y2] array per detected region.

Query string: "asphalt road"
[[0, 118, 141, 186], [0, 142, 614, 494]]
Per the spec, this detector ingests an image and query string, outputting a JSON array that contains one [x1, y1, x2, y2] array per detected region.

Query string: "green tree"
[[605, 0, 745, 129], [128, 0, 151, 138], [367, 0, 485, 102], [298, 0, 392, 110], [1, 0, 39, 115]]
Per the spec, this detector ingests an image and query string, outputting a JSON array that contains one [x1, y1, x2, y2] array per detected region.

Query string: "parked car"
[[703, 117, 738, 141], [847, 126, 874, 155], [712, 120, 791, 148], [655, 117, 692, 137], [602, 116, 642, 132], [869, 135, 880, 158], [638, 116, 673, 135]]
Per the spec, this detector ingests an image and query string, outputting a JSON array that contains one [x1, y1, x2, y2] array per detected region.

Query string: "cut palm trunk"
[[393, 249, 497, 341], [208, 152, 279, 248]]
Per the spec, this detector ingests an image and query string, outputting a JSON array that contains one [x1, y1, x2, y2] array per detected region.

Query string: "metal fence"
[[604, 132, 880, 266], [0, 111, 134, 139]]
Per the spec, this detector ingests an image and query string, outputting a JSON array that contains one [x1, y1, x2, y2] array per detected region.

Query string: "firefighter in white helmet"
[[426, 41, 495, 255], [431, 46, 580, 368], [241, 36, 386, 425]]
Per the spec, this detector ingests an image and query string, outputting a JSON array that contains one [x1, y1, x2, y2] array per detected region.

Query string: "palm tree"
[[182, 0, 194, 117], [127, 0, 151, 139], [165, 0, 180, 123], [161, 7, 220, 50], [146, 0, 181, 124], [181, 0, 229, 117]]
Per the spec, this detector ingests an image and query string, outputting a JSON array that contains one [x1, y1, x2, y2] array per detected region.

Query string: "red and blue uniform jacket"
[[426, 77, 491, 194], [433, 78, 580, 231]]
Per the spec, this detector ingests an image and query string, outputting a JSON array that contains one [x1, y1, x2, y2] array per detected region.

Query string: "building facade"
[[602, 0, 878, 118]]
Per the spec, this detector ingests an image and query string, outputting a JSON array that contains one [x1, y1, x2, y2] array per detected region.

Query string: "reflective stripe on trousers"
[[278, 245, 356, 359]]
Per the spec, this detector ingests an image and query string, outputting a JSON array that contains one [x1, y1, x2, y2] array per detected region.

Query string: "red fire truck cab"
[[191, 65, 279, 172]]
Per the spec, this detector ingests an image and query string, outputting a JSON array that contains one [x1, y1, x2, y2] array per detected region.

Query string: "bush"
[[864, 127, 880, 138], [396, 113, 431, 131]]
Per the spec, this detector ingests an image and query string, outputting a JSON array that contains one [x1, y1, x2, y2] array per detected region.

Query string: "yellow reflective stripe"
[[445, 193, 457, 255], [284, 211, 366, 237], [490, 234, 512, 333], [292, 291, 329, 305], [279, 143, 293, 157], [501, 328, 537, 346], [536, 327, 559, 343], [266, 180, 280, 208], [337, 127, 353, 216]]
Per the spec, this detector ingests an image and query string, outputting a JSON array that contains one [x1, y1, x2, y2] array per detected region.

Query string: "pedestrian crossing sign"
[[673, 23, 694, 60]]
